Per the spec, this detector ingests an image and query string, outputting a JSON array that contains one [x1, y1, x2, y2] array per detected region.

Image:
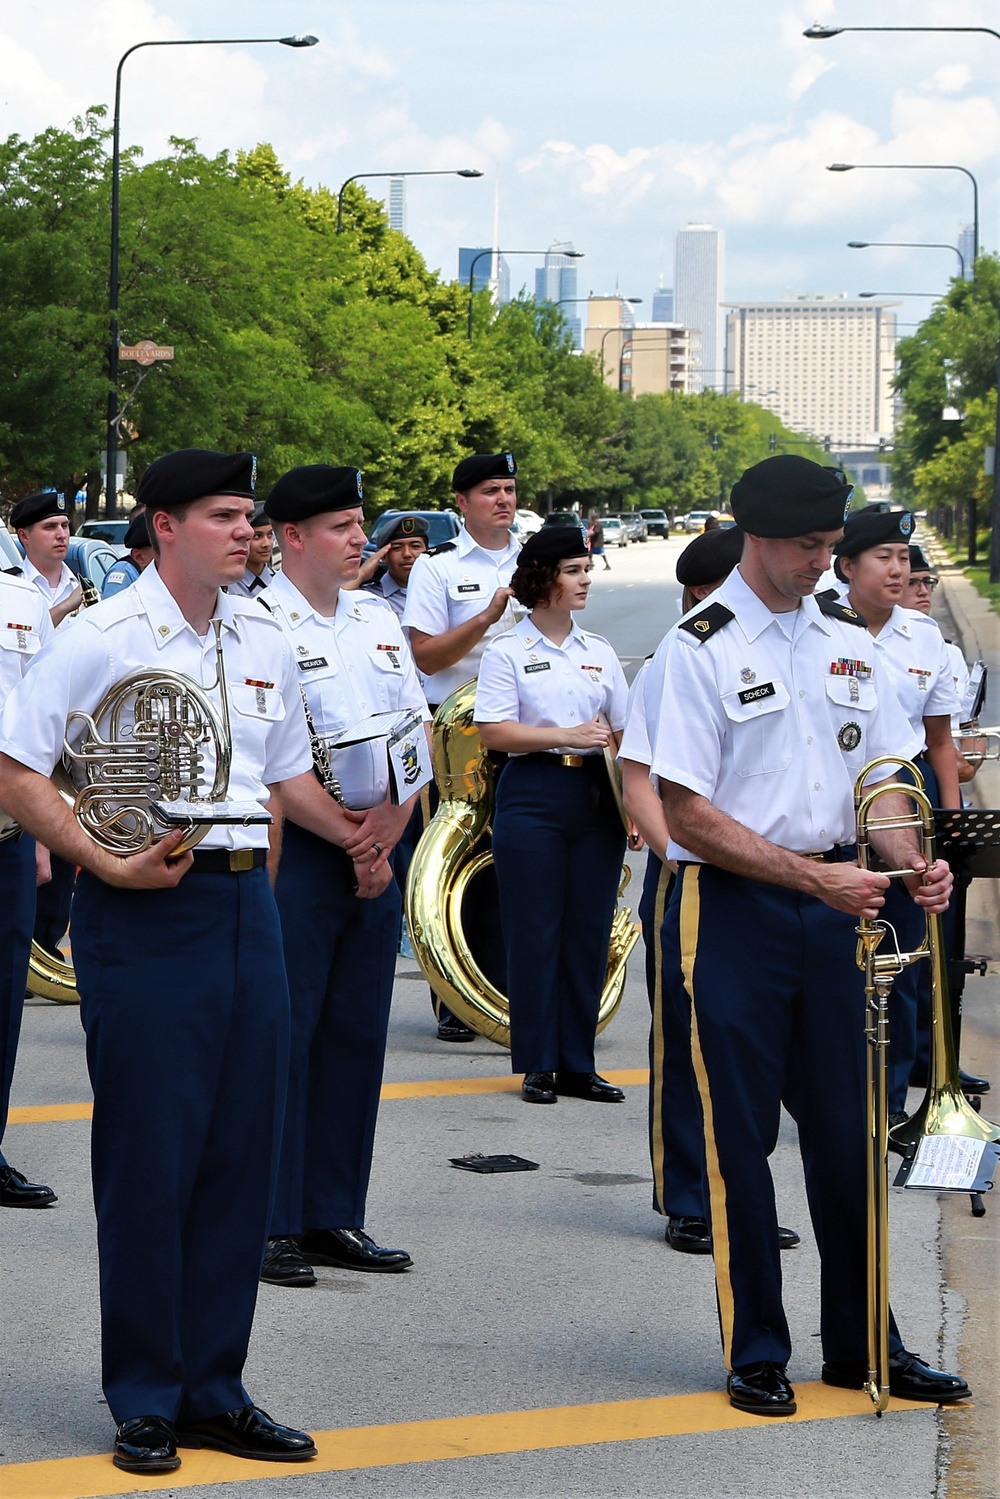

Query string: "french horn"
[[27, 620, 252, 1003], [404, 680, 639, 1048]]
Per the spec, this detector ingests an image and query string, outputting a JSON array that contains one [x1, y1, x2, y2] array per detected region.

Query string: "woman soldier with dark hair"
[[474, 527, 628, 1104]]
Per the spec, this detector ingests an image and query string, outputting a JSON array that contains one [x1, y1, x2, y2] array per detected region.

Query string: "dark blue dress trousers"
[[0, 833, 37, 1167], [270, 820, 400, 1236], [72, 865, 289, 1425]]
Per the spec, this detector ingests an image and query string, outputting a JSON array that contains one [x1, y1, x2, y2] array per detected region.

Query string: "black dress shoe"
[[887, 1111, 909, 1156], [298, 1227, 412, 1272], [910, 1068, 990, 1095], [0, 1165, 56, 1208], [437, 1010, 476, 1042], [522, 1071, 557, 1103], [665, 1216, 800, 1253], [176, 1404, 317, 1461], [113, 1415, 180, 1473], [554, 1071, 625, 1102], [666, 1215, 712, 1253], [260, 1236, 316, 1288], [822, 1348, 971, 1403], [727, 1362, 796, 1416]]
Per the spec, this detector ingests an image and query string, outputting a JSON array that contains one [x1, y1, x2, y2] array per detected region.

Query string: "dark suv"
[[639, 508, 669, 537]]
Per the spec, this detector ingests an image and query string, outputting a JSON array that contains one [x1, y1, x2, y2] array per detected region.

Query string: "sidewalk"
[[924, 540, 1000, 1499]]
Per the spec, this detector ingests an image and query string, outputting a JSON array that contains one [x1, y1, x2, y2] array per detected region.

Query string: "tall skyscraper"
[[724, 293, 897, 446], [459, 249, 511, 307], [957, 223, 976, 280], [674, 224, 725, 390], [535, 242, 581, 348], [388, 178, 406, 234], [651, 283, 674, 322]]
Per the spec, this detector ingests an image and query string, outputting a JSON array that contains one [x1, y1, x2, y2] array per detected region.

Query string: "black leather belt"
[[801, 843, 858, 863], [188, 848, 267, 873], [518, 753, 605, 771]]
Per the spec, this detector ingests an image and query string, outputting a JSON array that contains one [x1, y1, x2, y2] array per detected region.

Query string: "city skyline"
[[3, 0, 996, 343]]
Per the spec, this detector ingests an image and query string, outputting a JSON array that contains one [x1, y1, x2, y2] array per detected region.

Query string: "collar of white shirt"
[[719, 565, 834, 645], [456, 524, 520, 563], [266, 569, 371, 630], [21, 554, 75, 598], [137, 560, 243, 649], [515, 614, 587, 652]]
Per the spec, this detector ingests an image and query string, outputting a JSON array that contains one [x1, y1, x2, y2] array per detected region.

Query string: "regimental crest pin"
[[740, 667, 756, 684], [838, 721, 862, 752], [505, 452, 515, 473], [849, 677, 860, 703]]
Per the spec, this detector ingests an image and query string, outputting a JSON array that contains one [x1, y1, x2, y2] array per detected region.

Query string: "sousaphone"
[[405, 680, 639, 1047]]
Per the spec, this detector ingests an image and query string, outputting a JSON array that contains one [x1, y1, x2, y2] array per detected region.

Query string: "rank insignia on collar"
[[158, 625, 170, 637]]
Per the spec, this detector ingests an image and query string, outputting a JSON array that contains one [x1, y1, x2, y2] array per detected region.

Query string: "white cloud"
[[787, 56, 835, 100], [922, 64, 972, 95]]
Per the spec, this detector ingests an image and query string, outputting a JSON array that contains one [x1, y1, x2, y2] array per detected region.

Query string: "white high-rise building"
[[724, 293, 898, 447], [674, 224, 724, 390], [957, 224, 976, 281], [535, 243, 581, 347], [388, 178, 406, 234]]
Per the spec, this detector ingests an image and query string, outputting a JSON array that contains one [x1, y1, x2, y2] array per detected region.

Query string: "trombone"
[[854, 756, 1000, 1414]]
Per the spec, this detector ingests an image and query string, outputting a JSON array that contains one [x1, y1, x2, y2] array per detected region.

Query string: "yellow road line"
[[9, 1070, 651, 1124], [0, 1385, 932, 1498]]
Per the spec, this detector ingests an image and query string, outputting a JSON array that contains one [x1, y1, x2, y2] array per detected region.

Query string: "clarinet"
[[299, 688, 345, 804]]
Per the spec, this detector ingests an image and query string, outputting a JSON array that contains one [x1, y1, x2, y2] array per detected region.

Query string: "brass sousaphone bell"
[[404, 680, 639, 1048]]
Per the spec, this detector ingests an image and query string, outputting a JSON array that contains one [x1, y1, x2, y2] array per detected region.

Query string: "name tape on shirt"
[[456, 583, 483, 594], [738, 682, 775, 706], [524, 661, 551, 674], [297, 656, 329, 671]]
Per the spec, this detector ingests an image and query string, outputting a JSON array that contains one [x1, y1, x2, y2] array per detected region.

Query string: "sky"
[[3, 0, 999, 335]]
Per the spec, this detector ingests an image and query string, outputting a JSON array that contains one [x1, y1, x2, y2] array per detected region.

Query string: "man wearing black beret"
[[11, 490, 83, 629], [647, 454, 967, 1415], [402, 451, 521, 1040], [0, 447, 348, 1472], [259, 463, 429, 1285]]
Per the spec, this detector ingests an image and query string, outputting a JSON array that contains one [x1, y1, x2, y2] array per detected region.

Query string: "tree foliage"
[[0, 118, 831, 519]]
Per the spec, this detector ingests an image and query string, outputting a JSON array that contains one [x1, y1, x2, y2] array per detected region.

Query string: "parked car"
[[543, 510, 589, 539], [362, 508, 460, 560], [682, 509, 720, 533], [601, 517, 628, 548], [515, 508, 544, 536], [639, 508, 669, 537], [78, 519, 131, 547], [619, 513, 648, 543]]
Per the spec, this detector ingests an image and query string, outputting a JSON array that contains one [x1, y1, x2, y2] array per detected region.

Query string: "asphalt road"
[[0, 540, 984, 1499]]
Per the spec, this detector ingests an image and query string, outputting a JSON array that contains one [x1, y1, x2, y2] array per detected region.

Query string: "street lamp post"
[[827, 164, 979, 265], [335, 168, 483, 235], [106, 33, 318, 517], [848, 241, 966, 279], [466, 248, 584, 340], [806, 23, 1000, 44]]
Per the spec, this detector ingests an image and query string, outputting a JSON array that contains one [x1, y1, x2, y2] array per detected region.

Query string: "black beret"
[[516, 526, 588, 568], [834, 505, 914, 559], [675, 525, 744, 587], [452, 452, 517, 492], [250, 503, 271, 529], [908, 544, 932, 572], [382, 514, 429, 544], [123, 511, 150, 550], [136, 449, 257, 511], [11, 491, 67, 529], [265, 465, 364, 523], [729, 455, 853, 538]]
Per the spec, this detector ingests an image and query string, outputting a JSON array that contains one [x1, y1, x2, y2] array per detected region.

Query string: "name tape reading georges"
[[738, 681, 775, 706]]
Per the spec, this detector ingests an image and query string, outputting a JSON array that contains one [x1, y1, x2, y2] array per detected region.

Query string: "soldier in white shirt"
[[402, 451, 522, 1039], [651, 455, 966, 1416], [258, 465, 429, 1288], [475, 526, 628, 1103], [0, 449, 348, 1475], [11, 490, 83, 627], [0, 573, 54, 1209]]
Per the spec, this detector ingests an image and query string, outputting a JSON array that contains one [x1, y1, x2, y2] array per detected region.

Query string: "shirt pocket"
[[0, 630, 40, 659], [721, 680, 792, 777], [824, 674, 877, 762], [228, 682, 286, 723], [447, 580, 487, 604]]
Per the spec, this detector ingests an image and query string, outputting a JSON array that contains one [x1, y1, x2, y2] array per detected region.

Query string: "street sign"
[[119, 340, 174, 366]]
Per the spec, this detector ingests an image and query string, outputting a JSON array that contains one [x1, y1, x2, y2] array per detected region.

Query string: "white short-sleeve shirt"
[[401, 526, 522, 703], [0, 572, 53, 701], [262, 571, 429, 741], [0, 562, 312, 850], [864, 606, 960, 742], [475, 615, 627, 756], [650, 567, 922, 861]]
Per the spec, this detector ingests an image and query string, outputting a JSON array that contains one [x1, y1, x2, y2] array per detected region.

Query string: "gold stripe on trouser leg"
[[680, 864, 736, 1370], [649, 859, 674, 1214]]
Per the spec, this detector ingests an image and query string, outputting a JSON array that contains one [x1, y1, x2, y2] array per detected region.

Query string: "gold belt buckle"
[[229, 848, 255, 872], [560, 754, 584, 768]]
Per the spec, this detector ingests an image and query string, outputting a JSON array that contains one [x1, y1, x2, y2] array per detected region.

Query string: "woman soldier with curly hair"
[[474, 526, 628, 1104]]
